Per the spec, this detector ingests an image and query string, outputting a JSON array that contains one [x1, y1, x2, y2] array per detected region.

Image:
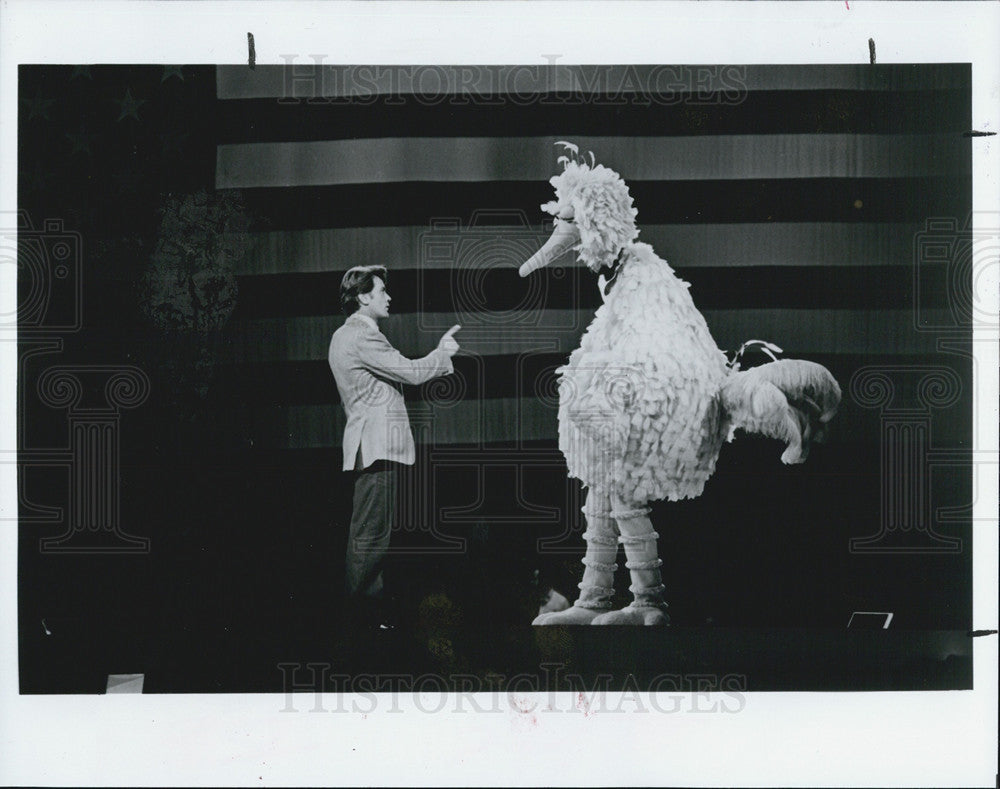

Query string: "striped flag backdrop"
[[212, 63, 971, 455]]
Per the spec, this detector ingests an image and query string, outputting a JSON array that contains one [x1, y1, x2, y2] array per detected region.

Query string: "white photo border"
[[1, 1, 997, 786]]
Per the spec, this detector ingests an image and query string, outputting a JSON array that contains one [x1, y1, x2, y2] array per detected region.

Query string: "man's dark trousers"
[[345, 458, 398, 603]]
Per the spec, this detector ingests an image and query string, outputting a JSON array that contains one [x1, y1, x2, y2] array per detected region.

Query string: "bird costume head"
[[519, 143, 639, 277]]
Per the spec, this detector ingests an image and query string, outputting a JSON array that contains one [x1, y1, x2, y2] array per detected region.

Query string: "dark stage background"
[[17, 64, 973, 693]]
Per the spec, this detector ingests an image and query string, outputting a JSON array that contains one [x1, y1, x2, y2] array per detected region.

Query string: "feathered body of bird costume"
[[520, 145, 841, 626]]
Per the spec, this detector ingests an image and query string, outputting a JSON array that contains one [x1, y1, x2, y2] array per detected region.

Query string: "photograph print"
[[15, 59, 979, 697]]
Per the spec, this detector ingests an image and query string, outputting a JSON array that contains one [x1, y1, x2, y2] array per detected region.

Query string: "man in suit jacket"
[[328, 265, 460, 627]]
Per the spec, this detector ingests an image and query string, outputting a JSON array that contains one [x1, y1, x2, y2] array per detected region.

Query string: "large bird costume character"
[[520, 144, 841, 626]]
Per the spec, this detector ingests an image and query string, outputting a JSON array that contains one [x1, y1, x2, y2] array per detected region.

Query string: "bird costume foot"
[[592, 603, 669, 626], [533, 604, 607, 626], [534, 490, 619, 626], [602, 504, 670, 626]]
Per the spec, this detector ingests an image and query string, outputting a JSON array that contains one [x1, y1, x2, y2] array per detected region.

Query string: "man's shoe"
[[346, 595, 400, 631]]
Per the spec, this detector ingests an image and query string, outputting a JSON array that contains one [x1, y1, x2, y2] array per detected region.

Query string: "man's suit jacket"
[[329, 313, 453, 471]]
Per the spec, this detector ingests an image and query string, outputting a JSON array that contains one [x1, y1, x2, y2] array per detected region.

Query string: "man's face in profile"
[[362, 276, 391, 319]]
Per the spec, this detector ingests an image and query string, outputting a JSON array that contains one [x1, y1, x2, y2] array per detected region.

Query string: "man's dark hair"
[[340, 265, 388, 315]]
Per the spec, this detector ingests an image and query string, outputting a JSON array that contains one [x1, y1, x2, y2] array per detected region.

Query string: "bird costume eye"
[[520, 146, 639, 277]]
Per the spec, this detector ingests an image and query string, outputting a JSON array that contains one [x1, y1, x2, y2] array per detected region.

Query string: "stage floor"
[[20, 607, 972, 695], [18, 441, 974, 695]]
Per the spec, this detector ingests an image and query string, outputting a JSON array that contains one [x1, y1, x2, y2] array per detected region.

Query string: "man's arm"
[[355, 330, 454, 386]]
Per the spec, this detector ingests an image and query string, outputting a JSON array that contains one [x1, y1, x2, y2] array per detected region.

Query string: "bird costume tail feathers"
[[719, 359, 841, 464]]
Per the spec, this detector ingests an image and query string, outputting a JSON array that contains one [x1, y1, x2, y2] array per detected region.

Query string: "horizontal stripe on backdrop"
[[214, 352, 971, 408], [215, 90, 969, 144], [231, 398, 554, 450], [216, 64, 970, 101], [234, 222, 942, 276], [216, 308, 953, 364], [212, 62, 972, 457], [217, 134, 969, 189], [232, 264, 947, 319], [210, 438, 972, 467], [237, 177, 972, 230], [229, 392, 970, 451]]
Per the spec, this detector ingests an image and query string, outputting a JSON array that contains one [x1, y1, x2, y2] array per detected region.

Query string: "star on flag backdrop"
[[211, 63, 971, 455]]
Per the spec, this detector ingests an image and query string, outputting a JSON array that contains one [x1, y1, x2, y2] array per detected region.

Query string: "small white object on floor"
[[106, 673, 144, 694], [847, 612, 893, 629], [538, 588, 570, 616]]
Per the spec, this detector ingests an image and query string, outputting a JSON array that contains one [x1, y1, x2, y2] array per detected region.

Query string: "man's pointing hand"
[[438, 324, 461, 356]]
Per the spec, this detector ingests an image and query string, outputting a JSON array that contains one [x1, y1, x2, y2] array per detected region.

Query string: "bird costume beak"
[[518, 220, 582, 277]]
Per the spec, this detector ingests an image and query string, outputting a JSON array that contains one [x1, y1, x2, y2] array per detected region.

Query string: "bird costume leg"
[[592, 500, 668, 626], [533, 489, 619, 625]]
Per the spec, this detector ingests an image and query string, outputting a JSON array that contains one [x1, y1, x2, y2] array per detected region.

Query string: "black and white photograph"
[[1, 1, 997, 786]]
